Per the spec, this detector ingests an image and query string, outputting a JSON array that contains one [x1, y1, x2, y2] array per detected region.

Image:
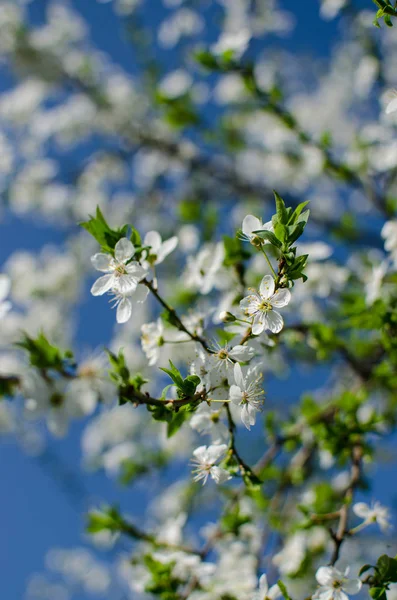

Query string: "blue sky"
[[0, 1, 393, 598]]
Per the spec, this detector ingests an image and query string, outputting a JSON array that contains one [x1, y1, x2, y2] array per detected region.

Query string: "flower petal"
[[343, 579, 362, 595], [144, 231, 162, 253], [265, 310, 284, 334], [116, 297, 132, 323], [125, 262, 148, 281], [259, 574, 269, 594], [210, 466, 231, 484], [352, 502, 370, 519], [116, 276, 138, 294], [91, 253, 111, 272], [90, 274, 114, 296], [242, 214, 262, 237], [271, 288, 291, 308], [0, 274, 11, 302], [134, 285, 149, 303], [193, 445, 208, 463], [157, 236, 178, 263], [206, 443, 228, 463], [241, 404, 252, 430], [259, 275, 275, 300], [386, 97, 397, 115], [252, 313, 265, 335], [115, 238, 135, 263], [233, 362, 245, 389], [316, 566, 335, 586], [0, 301, 11, 319], [230, 344, 254, 362], [229, 384, 243, 405]]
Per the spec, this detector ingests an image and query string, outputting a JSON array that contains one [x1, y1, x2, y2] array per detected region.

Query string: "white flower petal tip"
[[386, 96, 397, 115]]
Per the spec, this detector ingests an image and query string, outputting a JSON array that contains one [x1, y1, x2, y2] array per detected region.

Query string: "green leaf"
[[376, 554, 397, 583], [160, 360, 185, 390], [289, 201, 309, 224], [277, 580, 292, 600], [359, 564, 373, 576], [16, 332, 74, 372], [253, 229, 282, 248], [286, 222, 306, 245], [167, 410, 189, 437], [370, 588, 387, 600], [80, 206, 131, 253], [274, 191, 289, 224], [193, 50, 219, 70], [274, 222, 288, 245]]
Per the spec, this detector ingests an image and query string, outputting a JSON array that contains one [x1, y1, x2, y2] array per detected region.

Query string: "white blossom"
[[0, 274, 12, 319], [382, 220, 397, 266], [229, 363, 264, 430], [210, 342, 255, 375], [90, 237, 147, 296], [142, 230, 178, 268], [191, 444, 231, 485], [141, 318, 164, 365], [253, 574, 281, 600], [241, 275, 291, 335], [184, 242, 228, 294], [353, 501, 392, 533], [312, 566, 362, 600], [212, 28, 251, 59], [239, 214, 274, 246]]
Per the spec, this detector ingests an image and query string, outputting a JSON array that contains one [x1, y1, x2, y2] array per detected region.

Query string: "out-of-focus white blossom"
[[212, 28, 251, 59], [142, 230, 178, 268], [353, 501, 392, 533], [0, 274, 12, 319]]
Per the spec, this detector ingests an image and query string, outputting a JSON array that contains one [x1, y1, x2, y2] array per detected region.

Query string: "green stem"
[[261, 247, 277, 278]]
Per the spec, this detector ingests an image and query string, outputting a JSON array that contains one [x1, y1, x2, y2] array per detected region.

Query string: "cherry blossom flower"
[[0, 274, 11, 319], [191, 444, 231, 485], [240, 275, 291, 334], [353, 501, 392, 533], [90, 238, 147, 296], [212, 28, 251, 59], [184, 242, 228, 294], [229, 363, 264, 430], [239, 215, 274, 246], [312, 566, 362, 600], [141, 319, 164, 365], [142, 230, 178, 268], [190, 404, 228, 442], [210, 342, 255, 374], [253, 574, 281, 600]]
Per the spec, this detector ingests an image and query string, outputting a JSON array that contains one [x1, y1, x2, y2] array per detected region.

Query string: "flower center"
[[217, 349, 229, 360], [259, 301, 272, 312], [250, 235, 263, 248], [115, 264, 127, 276]]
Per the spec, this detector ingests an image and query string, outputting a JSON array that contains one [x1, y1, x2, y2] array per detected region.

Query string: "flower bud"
[[219, 311, 236, 323]]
